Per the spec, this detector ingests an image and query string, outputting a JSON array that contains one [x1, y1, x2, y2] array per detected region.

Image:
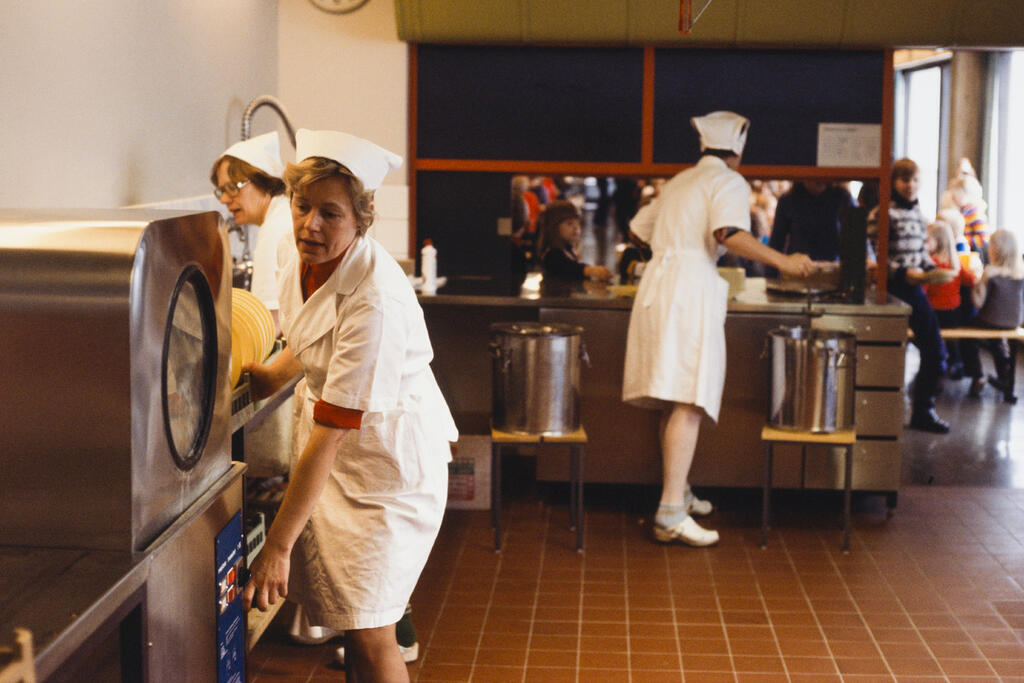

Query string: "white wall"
[[0, 0, 279, 208], [278, 0, 410, 256]]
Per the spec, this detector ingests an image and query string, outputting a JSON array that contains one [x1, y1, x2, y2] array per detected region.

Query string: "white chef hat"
[[220, 131, 284, 178], [294, 129, 403, 190], [691, 111, 750, 156]]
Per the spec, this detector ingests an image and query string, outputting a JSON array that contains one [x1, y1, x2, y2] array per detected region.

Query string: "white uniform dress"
[[277, 234, 458, 630], [622, 155, 750, 422], [249, 194, 293, 312]]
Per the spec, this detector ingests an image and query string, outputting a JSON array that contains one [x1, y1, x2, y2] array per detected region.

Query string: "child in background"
[[537, 200, 613, 281], [868, 157, 952, 433], [935, 207, 969, 255], [941, 175, 991, 260], [925, 221, 977, 380], [961, 229, 1024, 401]]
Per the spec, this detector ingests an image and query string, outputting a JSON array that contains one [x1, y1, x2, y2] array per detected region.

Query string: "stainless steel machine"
[[0, 209, 246, 682]]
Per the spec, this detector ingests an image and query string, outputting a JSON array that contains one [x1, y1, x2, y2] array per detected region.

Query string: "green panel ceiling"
[[841, 0, 958, 48], [953, 0, 1024, 47], [394, 0, 1024, 48], [735, 0, 844, 46], [525, 0, 629, 43]]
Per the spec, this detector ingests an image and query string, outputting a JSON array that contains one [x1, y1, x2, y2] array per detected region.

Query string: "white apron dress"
[[622, 155, 751, 422], [277, 234, 458, 630], [249, 194, 293, 312]]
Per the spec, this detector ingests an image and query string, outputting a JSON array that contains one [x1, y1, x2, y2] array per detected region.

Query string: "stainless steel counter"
[[421, 274, 908, 315], [421, 275, 911, 496], [0, 463, 246, 682]]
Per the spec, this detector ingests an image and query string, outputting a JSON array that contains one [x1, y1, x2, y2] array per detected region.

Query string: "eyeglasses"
[[213, 179, 249, 200]]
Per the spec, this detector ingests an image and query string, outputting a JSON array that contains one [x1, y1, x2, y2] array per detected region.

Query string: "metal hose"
[[240, 95, 297, 146]]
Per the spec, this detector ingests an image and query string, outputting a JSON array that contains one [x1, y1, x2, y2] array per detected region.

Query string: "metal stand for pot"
[[490, 424, 587, 553], [760, 425, 857, 553]]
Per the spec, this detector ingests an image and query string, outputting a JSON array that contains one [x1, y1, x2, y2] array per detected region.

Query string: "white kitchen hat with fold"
[[691, 111, 750, 156], [295, 129, 403, 190], [221, 131, 284, 178]]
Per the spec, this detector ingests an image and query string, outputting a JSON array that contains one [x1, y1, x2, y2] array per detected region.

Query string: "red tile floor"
[[248, 483, 1024, 682]]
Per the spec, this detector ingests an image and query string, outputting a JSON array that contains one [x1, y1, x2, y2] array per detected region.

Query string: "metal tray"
[[765, 278, 837, 296]]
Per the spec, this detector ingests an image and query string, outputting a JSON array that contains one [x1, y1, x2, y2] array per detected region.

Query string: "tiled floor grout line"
[[623, 516, 633, 683], [663, 541, 684, 681], [746, 544, 792, 682], [701, 545, 737, 682], [521, 504, 551, 683], [574, 507, 583, 683], [468, 515, 506, 682], [857, 532, 931, 681], [416, 524, 470, 682], [921, 511, 999, 679], [777, 529, 845, 680]]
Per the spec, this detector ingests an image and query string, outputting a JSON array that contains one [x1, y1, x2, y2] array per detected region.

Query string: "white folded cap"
[[221, 131, 284, 178], [691, 111, 750, 156], [295, 129, 403, 190]]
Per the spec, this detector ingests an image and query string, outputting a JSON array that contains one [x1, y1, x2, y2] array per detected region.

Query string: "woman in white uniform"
[[623, 111, 814, 547], [242, 129, 457, 681], [211, 131, 293, 332]]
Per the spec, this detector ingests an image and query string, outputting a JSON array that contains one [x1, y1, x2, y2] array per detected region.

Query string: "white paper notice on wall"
[[816, 123, 882, 167]]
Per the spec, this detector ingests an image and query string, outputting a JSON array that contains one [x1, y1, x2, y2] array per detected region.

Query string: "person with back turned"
[[622, 111, 814, 546]]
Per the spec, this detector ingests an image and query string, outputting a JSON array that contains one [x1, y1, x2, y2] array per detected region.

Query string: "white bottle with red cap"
[[420, 239, 437, 295]]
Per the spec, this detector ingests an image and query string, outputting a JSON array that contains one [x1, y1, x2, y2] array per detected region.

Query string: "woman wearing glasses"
[[211, 131, 292, 332]]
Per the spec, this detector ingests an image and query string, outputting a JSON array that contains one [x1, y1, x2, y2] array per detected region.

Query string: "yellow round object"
[[232, 288, 275, 362], [231, 289, 263, 386]]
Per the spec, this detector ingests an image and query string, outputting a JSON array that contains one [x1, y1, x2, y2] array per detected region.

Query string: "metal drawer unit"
[[808, 312, 909, 501]]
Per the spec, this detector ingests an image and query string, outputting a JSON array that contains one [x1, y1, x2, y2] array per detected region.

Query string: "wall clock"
[[308, 0, 371, 14]]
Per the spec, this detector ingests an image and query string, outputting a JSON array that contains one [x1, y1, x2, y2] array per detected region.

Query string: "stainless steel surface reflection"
[[0, 209, 232, 552]]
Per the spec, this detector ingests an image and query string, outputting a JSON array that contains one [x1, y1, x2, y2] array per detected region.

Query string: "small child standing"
[[961, 229, 1024, 401], [925, 221, 978, 380], [537, 200, 613, 281]]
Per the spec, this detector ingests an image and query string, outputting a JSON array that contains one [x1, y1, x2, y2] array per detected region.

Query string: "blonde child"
[[941, 175, 990, 258], [962, 229, 1024, 400], [925, 222, 977, 380]]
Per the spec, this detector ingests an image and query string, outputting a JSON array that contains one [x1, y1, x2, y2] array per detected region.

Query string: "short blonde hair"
[[283, 157, 375, 234], [988, 229, 1024, 278], [927, 222, 959, 273]]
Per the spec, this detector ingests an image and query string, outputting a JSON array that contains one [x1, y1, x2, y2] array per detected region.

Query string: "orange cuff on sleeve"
[[313, 400, 363, 429]]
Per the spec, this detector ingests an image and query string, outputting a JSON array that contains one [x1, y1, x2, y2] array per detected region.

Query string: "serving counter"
[[421, 275, 911, 500]]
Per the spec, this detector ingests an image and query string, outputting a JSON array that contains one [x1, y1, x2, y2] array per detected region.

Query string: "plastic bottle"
[[420, 239, 438, 295]]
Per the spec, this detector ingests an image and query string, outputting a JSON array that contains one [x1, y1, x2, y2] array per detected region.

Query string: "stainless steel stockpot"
[[768, 326, 856, 433], [489, 322, 586, 436]]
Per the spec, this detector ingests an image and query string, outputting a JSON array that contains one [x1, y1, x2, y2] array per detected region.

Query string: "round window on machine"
[[162, 265, 218, 471]]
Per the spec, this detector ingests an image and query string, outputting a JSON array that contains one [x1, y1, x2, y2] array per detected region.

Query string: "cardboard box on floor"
[[447, 435, 491, 510]]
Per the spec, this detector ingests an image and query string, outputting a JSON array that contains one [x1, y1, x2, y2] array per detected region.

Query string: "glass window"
[[895, 63, 948, 219], [990, 51, 1024, 233], [162, 266, 217, 471]]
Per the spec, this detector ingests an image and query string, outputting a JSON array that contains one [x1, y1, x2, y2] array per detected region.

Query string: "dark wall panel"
[[416, 170, 513, 284], [417, 45, 644, 162], [653, 49, 885, 165]]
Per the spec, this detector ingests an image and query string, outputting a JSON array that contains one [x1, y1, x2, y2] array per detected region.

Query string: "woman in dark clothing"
[[537, 200, 613, 281]]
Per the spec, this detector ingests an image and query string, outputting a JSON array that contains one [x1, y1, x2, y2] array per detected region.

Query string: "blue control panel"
[[216, 511, 245, 683]]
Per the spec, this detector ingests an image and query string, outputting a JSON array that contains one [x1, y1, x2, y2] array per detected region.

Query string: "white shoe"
[[335, 642, 419, 666], [653, 515, 719, 547], [289, 605, 343, 645], [685, 485, 713, 517]]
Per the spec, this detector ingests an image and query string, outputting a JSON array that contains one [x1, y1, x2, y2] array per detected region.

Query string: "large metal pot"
[[768, 326, 855, 432], [490, 322, 586, 435]]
